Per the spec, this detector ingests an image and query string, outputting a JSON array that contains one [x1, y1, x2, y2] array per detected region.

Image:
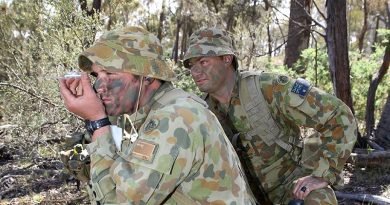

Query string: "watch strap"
[[85, 117, 111, 135]]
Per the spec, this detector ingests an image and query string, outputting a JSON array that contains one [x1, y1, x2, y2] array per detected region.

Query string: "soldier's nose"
[[93, 80, 107, 94], [190, 65, 202, 76]]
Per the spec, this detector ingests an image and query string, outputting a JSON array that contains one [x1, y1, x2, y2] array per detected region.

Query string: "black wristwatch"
[[85, 117, 111, 135]]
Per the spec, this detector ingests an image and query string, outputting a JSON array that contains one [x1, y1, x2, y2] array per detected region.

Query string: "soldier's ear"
[[223, 55, 233, 65]]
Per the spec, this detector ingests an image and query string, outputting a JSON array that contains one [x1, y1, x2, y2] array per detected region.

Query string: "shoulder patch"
[[291, 78, 310, 97], [144, 119, 159, 133], [277, 75, 289, 85]]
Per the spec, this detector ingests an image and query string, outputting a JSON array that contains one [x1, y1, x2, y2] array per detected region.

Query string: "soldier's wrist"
[[311, 171, 337, 185], [85, 117, 111, 135]]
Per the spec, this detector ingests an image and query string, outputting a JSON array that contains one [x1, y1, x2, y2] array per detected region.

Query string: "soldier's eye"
[[200, 60, 207, 66]]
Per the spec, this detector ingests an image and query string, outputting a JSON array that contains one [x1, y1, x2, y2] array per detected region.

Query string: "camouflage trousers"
[[266, 167, 337, 205], [267, 135, 338, 205]]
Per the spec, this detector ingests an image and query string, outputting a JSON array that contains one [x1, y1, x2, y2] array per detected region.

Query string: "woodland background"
[[0, 0, 389, 204]]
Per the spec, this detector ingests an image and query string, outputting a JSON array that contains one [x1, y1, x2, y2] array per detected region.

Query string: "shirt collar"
[[121, 82, 174, 131]]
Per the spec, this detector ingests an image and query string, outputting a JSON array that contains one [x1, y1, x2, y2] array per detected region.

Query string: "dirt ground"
[[1, 140, 390, 205]]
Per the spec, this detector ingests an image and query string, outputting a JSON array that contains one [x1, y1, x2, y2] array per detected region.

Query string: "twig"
[[313, 0, 326, 20], [368, 140, 385, 151], [0, 125, 18, 129], [335, 191, 390, 205], [40, 195, 88, 203], [0, 82, 57, 107]]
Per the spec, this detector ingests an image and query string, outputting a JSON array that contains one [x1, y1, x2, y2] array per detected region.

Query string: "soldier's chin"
[[104, 106, 118, 116], [198, 86, 210, 93]]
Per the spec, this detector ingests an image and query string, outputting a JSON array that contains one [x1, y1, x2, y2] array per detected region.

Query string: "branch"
[[269, 2, 326, 30], [253, 40, 287, 57], [335, 191, 390, 205], [0, 83, 57, 107], [350, 151, 390, 159], [364, 42, 390, 136], [348, 150, 390, 167], [313, 0, 326, 20], [368, 140, 385, 151], [0, 125, 18, 129]]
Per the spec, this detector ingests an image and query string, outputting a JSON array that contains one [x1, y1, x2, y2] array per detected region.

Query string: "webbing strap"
[[240, 73, 293, 152]]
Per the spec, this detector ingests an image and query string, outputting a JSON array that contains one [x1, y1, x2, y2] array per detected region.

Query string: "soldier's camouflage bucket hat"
[[183, 27, 238, 69], [78, 26, 176, 81]]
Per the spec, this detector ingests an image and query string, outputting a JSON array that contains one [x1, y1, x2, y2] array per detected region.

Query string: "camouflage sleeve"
[[259, 72, 357, 185], [107, 100, 205, 204], [86, 132, 118, 203]]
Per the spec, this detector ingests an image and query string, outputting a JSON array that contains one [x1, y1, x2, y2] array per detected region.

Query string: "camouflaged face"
[[79, 26, 176, 81], [183, 27, 238, 69]]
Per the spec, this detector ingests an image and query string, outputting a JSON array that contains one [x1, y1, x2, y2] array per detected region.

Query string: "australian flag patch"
[[291, 78, 310, 97]]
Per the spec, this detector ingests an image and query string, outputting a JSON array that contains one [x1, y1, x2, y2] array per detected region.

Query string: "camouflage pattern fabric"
[[78, 26, 176, 82], [85, 82, 257, 204], [60, 143, 91, 182], [182, 27, 238, 69], [205, 71, 357, 204]]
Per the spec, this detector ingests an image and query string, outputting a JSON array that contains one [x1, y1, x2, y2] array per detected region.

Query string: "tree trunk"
[[246, 31, 256, 67], [325, 0, 354, 113], [372, 15, 381, 53], [226, 5, 236, 33], [372, 2, 390, 53], [284, 0, 312, 71], [157, 0, 165, 41], [365, 43, 390, 138], [172, 19, 181, 63], [357, 0, 368, 53], [180, 16, 193, 60], [374, 93, 390, 149]]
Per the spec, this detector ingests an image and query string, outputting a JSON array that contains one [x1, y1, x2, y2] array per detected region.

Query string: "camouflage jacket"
[[86, 82, 256, 204], [205, 71, 357, 192]]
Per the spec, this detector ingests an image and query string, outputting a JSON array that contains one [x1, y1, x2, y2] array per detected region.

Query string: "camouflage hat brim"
[[78, 26, 176, 82]]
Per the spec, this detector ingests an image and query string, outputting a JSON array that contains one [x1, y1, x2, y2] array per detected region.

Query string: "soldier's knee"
[[304, 186, 337, 205]]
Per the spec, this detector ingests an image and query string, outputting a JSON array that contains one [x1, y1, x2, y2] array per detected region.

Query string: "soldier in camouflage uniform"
[[183, 28, 357, 205], [59, 26, 256, 204]]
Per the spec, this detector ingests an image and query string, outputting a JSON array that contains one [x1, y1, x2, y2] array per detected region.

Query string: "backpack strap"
[[239, 72, 298, 153]]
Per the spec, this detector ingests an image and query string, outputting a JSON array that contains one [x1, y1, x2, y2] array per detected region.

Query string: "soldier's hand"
[[292, 175, 328, 200], [59, 73, 106, 120], [65, 76, 83, 96]]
